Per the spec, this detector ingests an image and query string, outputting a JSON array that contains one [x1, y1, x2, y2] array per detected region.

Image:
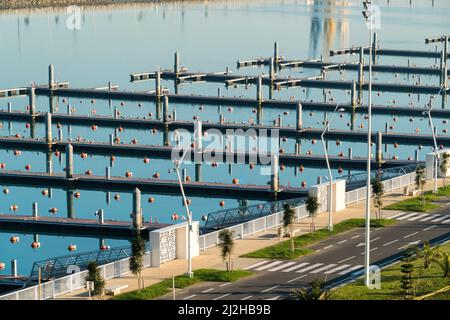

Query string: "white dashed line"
[[337, 240, 347, 244], [241, 296, 253, 300], [403, 232, 419, 239], [268, 262, 296, 272], [220, 282, 232, 287], [282, 262, 309, 273], [383, 239, 399, 246], [244, 260, 268, 270], [183, 294, 197, 300], [337, 256, 356, 264], [260, 285, 280, 293], [287, 275, 308, 283], [324, 264, 351, 274], [296, 263, 323, 273], [389, 212, 407, 219], [202, 288, 214, 293], [213, 293, 232, 300], [351, 235, 360, 239], [423, 225, 438, 231], [310, 264, 337, 274], [255, 261, 283, 271], [324, 245, 334, 249], [431, 216, 449, 222]]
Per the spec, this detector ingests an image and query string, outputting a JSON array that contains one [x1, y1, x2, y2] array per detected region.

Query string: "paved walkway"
[[57, 178, 444, 299]]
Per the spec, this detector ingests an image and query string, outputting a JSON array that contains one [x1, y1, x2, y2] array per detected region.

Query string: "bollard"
[[351, 81, 357, 109], [132, 188, 143, 230], [114, 107, 118, 119], [220, 114, 224, 125], [415, 149, 420, 163], [58, 128, 63, 141], [218, 87, 222, 97], [295, 142, 300, 155], [269, 57, 275, 81], [273, 41, 279, 65], [7, 102, 12, 113], [32, 202, 38, 218], [97, 209, 104, 225], [155, 71, 161, 97], [270, 154, 279, 192], [45, 113, 52, 144], [195, 163, 202, 182], [174, 52, 180, 75], [29, 87, 36, 116], [48, 64, 55, 89], [67, 104, 71, 115], [348, 147, 353, 159], [376, 131, 383, 165], [106, 166, 111, 180], [163, 96, 170, 124], [256, 76, 263, 103], [66, 144, 73, 178], [296, 103, 303, 131], [172, 110, 177, 122], [109, 134, 114, 146], [182, 168, 187, 182], [11, 260, 17, 278]]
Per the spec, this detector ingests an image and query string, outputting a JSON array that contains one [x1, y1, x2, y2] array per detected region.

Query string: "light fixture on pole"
[[362, 0, 374, 287], [321, 105, 345, 232]]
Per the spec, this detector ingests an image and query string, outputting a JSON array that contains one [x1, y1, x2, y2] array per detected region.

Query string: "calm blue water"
[[0, 0, 449, 276]]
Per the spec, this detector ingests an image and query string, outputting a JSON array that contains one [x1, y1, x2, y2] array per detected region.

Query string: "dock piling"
[[270, 154, 279, 193], [163, 95, 170, 125], [155, 71, 161, 97], [132, 188, 143, 230], [29, 87, 36, 116], [7, 102, 12, 113], [11, 260, 17, 278], [351, 81, 357, 109], [376, 131, 383, 165], [66, 144, 74, 178], [174, 52, 180, 75], [257, 76, 263, 103], [269, 57, 275, 81], [348, 147, 353, 160], [32, 202, 38, 218], [296, 103, 303, 131], [48, 64, 55, 90], [45, 113, 52, 145]]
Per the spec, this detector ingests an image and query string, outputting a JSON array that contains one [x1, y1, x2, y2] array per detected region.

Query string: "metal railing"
[[0, 251, 151, 300]]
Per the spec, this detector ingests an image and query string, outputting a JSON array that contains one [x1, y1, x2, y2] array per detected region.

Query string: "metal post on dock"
[[348, 147, 353, 159], [376, 131, 383, 166], [415, 149, 420, 163], [274, 42, 279, 69], [295, 140, 301, 155], [195, 164, 202, 182], [163, 95, 170, 125], [48, 64, 55, 89], [32, 202, 38, 218], [97, 209, 104, 225], [29, 87, 36, 116], [220, 114, 224, 125], [66, 144, 74, 178], [174, 52, 180, 75], [132, 188, 143, 230], [257, 76, 263, 104], [58, 128, 63, 141], [67, 190, 74, 219], [218, 87, 222, 97], [11, 260, 17, 278], [114, 107, 118, 119], [270, 154, 279, 193], [317, 176, 322, 185], [109, 134, 114, 146], [296, 103, 303, 131], [269, 57, 275, 82], [45, 113, 52, 145], [106, 166, 111, 180], [440, 50, 445, 87], [351, 81, 357, 109], [155, 71, 162, 97], [182, 168, 187, 182], [172, 110, 177, 122], [372, 32, 377, 64]]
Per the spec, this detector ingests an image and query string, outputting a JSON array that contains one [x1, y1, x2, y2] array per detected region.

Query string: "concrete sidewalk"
[[58, 178, 443, 299]]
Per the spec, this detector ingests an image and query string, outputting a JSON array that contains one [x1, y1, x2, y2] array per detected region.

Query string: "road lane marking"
[[213, 293, 232, 300], [324, 245, 334, 249], [202, 288, 214, 293], [398, 240, 421, 250], [255, 261, 283, 271], [442, 218, 450, 224], [324, 264, 351, 274], [397, 212, 421, 220], [408, 214, 425, 221], [419, 214, 440, 222], [351, 235, 360, 239], [296, 263, 323, 273], [310, 264, 337, 274], [287, 275, 308, 283], [338, 265, 363, 275], [388, 212, 407, 219], [431, 215, 449, 222], [375, 228, 383, 231], [241, 296, 253, 300], [268, 261, 297, 272], [337, 256, 356, 264], [423, 225, 438, 231], [183, 294, 197, 300], [337, 240, 347, 244], [371, 237, 381, 242], [282, 262, 309, 273], [220, 282, 232, 287], [361, 247, 378, 255], [403, 232, 419, 239], [383, 239, 399, 246], [260, 285, 280, 293], [244, 260, 268, 270], [265, 296, 280, 300]]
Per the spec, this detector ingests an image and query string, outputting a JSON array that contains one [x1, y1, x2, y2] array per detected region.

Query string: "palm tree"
[[283, 203, 296, 252], [372, 177, 384, 220], [416, 241, 442, 269], [85, 261, 105, 297], [218, 229, 234, 272], [440, 153, 450, 187], [306, 196, 319, 233], [435, 251, 450, 278], [130, 231, 146, 290], [291, 279, 333, 300], [415, 166, 426, 205]]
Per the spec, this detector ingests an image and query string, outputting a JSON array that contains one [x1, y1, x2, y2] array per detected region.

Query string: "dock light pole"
[[362, 0, 374, 287], [425, 35, 449, 88], [321, 105, 345, 232]]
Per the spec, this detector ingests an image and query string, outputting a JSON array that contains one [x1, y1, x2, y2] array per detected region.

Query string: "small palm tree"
[[218, 229, 235, 272], [85, 261, 105, 297], [306, 196, 319, 233], [283, 203, 296, 252], [372, 177, 384, 220], [440, 153, 450, 186], [130, 231, 145, 290], [415, 166, 426, 205], [291, 279, 333, 300], [435, 251, 450, 278], [416, 241, 442, 269]]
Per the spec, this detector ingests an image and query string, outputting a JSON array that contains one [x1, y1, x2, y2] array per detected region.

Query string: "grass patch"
[[384, 185, 450, 212], [242, 219, 396, 260], [112, 269, 253, 300], [331, 242, 450, 300]]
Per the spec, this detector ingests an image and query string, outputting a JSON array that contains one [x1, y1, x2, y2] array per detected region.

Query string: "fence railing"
[[0, 251, 151, 300]]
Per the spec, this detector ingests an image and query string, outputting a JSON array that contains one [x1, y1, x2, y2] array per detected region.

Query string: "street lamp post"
[[362, 0, 374, 287], [321, 106, 345, 232]]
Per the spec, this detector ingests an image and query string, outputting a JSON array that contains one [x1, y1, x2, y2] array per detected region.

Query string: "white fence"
[[0, 251, 151, 300]]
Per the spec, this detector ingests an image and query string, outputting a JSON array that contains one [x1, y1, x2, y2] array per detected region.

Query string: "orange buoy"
[[171, 213, 179, 221], [25, 164, 31, 171], [68, 244, 77, 252], [25, 123, 30, 129], [74, 192, 81, 199], [10, 205, 18, 212], [249, 163, 255, 170], [13, 149, 21, 156], [153, 172, 160, 179], [232, 178, 239, 185], [0, 262, 5, 270], [3, 188, 9, 195], [81, 153, 88, 159], [394, 143, 398, 148], [143, 158, 150, 164], [114, 194, 120, 201], [338, 167, 343, 174], [299, 165, 304, 172], [54, 150, 61, 157], [85, 169, 92, 175], [148, 197, 155, 203], [219, 200, 225, 207], [301, 181, 307, 187], [100, 245, 110, 251], [131, 139, 138, 144], [10, 236, 19, 244], [118, 127, 124, 132], [41, 189, 49, 196], [111, 155, 116, 162], [0, 163, 5, 169], [186, 176, 191, 182], [31, 241, 40, 249], [336, 140, 341, 146], [280, 164, 285, 171], [49, 207, 58, 214], [392, 156, 398, 160], [125, 171, 133, 178], [91, 124, 98, 131]]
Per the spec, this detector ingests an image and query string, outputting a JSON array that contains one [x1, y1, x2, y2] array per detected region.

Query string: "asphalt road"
[[164, 210, 450, 301]]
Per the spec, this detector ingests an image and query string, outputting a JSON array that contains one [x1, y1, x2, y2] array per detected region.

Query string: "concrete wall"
[[308, 179, 346, 213], [426, 149, 450, 180]]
